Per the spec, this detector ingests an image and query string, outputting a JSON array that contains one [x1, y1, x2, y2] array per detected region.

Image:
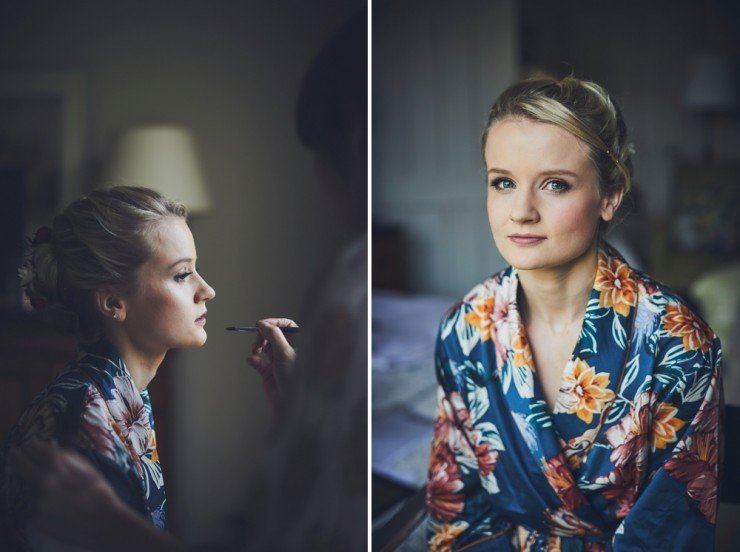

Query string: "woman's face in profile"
[[120, 217, 215, 353], [484, 117, 615, 273]]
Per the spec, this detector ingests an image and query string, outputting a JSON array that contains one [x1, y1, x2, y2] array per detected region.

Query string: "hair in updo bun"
[[20, 186, 186, 342], [482, 76, 635, 199]]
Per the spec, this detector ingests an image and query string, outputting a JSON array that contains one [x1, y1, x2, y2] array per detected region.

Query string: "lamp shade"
[[106, 125, 213, 214], [684, 55, 738, 112]]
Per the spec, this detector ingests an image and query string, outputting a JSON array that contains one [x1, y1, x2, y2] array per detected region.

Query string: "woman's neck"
[[103, 333, 165, 392], [517, 241, 599, 334]]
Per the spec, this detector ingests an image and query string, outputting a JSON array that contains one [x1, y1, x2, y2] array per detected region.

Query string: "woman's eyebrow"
[[487, 167, 512, 175], [487, 167, 579, 177], [167, 257, 193, 270]]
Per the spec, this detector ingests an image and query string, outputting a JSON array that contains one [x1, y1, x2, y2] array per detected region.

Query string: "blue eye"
[[175, 271, 193, 282], [545, 179, 571, 193], [490, 178, 515, 190]]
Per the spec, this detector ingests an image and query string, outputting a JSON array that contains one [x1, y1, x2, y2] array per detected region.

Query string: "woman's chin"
[[499, 249, 553, 272], [180, 332, 208, 349]]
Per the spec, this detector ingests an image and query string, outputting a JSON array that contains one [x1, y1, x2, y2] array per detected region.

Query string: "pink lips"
[[195, 312, 207, 326], [508, 234, 546, 245]]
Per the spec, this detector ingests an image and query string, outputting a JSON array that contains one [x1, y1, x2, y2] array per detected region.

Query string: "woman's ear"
[[93, 289, 126, 322], [600, 186, 625, 222]]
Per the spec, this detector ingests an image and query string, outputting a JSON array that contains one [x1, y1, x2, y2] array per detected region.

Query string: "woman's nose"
[[509, 188, 539, 224], [197, 276, 216, 302]]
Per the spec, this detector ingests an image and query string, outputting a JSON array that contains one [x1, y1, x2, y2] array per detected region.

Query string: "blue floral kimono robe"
[[1, 340, 167, 550], [426, 244, 722, 551]]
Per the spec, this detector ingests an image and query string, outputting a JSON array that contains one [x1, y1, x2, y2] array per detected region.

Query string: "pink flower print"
[[107, 376, 151, 472]]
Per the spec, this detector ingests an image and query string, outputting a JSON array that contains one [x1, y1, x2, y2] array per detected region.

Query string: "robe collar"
[[72, 340, 156, 476], [487, 242, 638, 514]]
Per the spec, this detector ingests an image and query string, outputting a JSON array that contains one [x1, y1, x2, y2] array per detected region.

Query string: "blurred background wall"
[[0, 0, 362, 545], [373, 0, 517, 295]]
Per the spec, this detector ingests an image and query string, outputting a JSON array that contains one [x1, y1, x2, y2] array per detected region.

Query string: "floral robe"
[[426, 244, 722, 551], [0, 340, 166, 550]]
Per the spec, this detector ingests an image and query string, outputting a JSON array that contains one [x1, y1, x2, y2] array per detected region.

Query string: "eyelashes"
[[489, 177, 572, 193], [490, 177, 515, 191], [174, 267, 200, 282], [544, 180, 571, 193]]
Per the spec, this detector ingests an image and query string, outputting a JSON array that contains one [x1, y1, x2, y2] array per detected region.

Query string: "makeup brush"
[[226, 326, 300, 334]]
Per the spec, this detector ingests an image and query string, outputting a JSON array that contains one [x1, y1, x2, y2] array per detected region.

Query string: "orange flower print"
[[433, 389, 474, 459], [563, 428, 599, 470], [559, 359, 615, 424], [662, 303, 713, 352], [512, 328, 533, 369], [433, 387, 455, 447], [427, 445, 465, 522], [464, 296, 494, 341], [597, 463, 639, 519], [147, 431, 159, 463], [605, 391, 652, 470], [543, 454, 585, 511], [652, 401, 685, 451], [594, 252, 637, 317], [475, 440, 500, 478], [544, 507, 603, 538], [429, 521, 469, 552], [665, 431, 719, 523], [545, 535, 562, 551]]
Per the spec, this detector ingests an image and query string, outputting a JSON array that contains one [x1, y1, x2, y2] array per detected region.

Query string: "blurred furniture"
[[691, 263, 740, 406], [372, 221, 409, 291], [652, 162, 740, 292], [372, 290, 452, 541], [0, 312, 76, 439], [684, 55, 738, 161], [373, 486, 427, 552], [372, 292, 449, 487]]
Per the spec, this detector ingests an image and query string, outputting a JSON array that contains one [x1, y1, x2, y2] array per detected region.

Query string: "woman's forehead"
[[485, 118, 592, 171], [147, 218, 196, 266]]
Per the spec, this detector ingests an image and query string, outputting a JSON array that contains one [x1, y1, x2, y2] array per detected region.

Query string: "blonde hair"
[[22, 186, 186, 341], [482, 76, 634, 196]]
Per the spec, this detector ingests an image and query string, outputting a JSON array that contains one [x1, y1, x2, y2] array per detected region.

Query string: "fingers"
[[247, 353, 270, 376], [256, 319, 296, 354], [257, 317, 299, 328], [247, 318, 298, 388], [250, 336, 267, 359], [251, 338, 265, 355]]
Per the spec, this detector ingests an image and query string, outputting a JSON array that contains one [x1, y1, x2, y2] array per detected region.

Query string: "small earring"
[[113, 313, 119, 320]]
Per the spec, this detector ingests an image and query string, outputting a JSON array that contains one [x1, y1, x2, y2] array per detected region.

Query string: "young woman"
[[0, 186, 215, 550], [426, 77, 722, 551]]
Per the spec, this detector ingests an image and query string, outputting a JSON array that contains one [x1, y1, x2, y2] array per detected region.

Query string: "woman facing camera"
[[0, 186, 215, 549], [427, 78, 722, 551]]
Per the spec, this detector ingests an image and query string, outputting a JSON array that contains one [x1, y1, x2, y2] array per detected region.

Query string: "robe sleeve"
[[425, 321, 512, 551], [612, 330, 722, 551]]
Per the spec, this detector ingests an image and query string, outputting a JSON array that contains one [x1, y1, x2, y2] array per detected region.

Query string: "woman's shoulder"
[[601, 242, 716, 341], [440, 266, 514, 325], [628, 266, 720, 362], [9, 369, 91, 443]]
